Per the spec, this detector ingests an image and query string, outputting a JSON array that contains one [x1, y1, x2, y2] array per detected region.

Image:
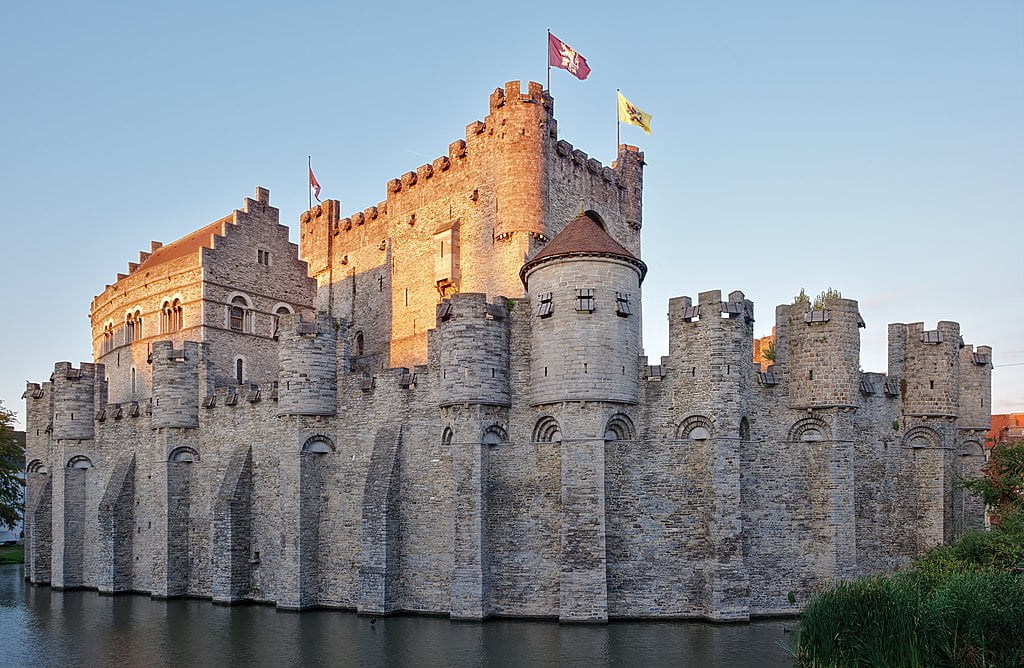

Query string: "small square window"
[[257, 249, 271, 266], [615, 292, 632, 317], [536, 292, 554, 318], [575, 289, 594, 313]]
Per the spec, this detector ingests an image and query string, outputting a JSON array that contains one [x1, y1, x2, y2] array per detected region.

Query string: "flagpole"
[[546, 29, 551, 92], [307, 156, 312, 211]]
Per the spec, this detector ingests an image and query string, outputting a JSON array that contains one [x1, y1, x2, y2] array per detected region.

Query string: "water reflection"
[[0, 565, 794, 666]]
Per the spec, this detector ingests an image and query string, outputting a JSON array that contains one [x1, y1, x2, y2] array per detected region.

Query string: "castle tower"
[[434, 292, 510, 619], [277, 313, 338, 416], [23, 380, 53, 585], [150, 341, 201, 429], [436, 293, 510, 408], [51, 362, 102, 441], [521, 212, 646, 407], [782, 297, 863, 410], [520, 212, 646, 622], [665, 289, 754, 619], [889, 321, 962, 418]]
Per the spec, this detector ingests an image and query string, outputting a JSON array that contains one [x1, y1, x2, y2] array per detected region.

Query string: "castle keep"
[[22, 81, 992, 622]]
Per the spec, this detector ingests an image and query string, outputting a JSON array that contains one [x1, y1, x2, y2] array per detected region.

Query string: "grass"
[[0, 544, 24, 564], [794, 507, 1024, 667]]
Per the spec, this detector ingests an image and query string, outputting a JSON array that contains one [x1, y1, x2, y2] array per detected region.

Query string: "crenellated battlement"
[[51, 362, 104, 441], [435, 293, 510, 408], [277, 312, 338, 417]]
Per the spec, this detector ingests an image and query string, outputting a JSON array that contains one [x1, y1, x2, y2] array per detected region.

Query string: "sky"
[[1, 1, 1021, 429]]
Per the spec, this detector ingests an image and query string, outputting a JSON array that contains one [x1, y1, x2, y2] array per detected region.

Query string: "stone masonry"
[[23, 81, 991, 622]]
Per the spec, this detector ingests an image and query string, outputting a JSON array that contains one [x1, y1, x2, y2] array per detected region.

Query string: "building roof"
[[136, 216, 232, 272], [520, 212, 646, 287]]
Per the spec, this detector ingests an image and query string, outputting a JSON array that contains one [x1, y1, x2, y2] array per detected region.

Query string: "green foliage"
[[892, 419, 901, 431], [0, 402, 24, 531], [793, 288, 809, 305], [0, 544, 24, 565], [812, 287, 842, 310], [795, 490, 1024, 666], [962, 440, 1024, 516], [762, 340, 776, 363]]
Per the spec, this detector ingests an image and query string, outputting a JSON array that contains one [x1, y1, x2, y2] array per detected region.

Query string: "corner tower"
[[521, 212, 646, 406]]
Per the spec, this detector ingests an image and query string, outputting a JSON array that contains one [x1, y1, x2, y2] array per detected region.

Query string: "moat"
[[0, 565, 794, 666]]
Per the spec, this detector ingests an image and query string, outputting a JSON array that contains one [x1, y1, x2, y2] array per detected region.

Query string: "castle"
[[22, 81, 993, 622]]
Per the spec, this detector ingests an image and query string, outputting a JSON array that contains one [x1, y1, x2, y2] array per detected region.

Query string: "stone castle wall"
[[22, 80, 992, 623]]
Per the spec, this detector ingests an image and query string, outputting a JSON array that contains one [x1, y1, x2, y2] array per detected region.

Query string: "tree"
[[962, 439, 1024, 520], [0, 401, 24, 530]]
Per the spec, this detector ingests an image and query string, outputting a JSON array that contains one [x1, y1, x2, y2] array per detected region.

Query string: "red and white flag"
[[548, 32, 591, 80], [308, 166, 321, 202]]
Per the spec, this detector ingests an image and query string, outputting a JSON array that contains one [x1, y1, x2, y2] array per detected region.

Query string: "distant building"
[[988, 413, 1024, 447]]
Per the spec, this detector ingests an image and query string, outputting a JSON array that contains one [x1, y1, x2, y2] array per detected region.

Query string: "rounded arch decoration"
[[902, 426, 940, 449], [676, 415, 713, 441], [302, 434, 335, 454], [532, 416, 561, 443], [604, 413, 635, 441], [66, 455, 93, 470], [168, 446, 200, 463], [788, 417, 831, 443], [481, 425, 508, 446], [960, 440, 984, 457], [27, 459, 48, 474]]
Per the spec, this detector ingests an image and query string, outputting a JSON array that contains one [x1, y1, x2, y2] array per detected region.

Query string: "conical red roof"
[[520, 213, 646, 287]]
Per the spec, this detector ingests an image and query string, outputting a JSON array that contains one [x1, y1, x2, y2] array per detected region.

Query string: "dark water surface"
[[0, 564, 794, 667]]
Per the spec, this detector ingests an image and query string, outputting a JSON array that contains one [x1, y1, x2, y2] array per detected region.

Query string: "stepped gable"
[[520, 211, 647, 287], [136, 216, 232, 271]]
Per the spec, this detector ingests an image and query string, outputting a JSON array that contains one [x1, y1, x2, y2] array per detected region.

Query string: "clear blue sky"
[[2, 1, 1021, 428]]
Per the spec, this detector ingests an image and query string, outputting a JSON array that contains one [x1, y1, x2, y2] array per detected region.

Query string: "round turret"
[[521, 212, 646, 406], [277, 313, 338, 416], [437, 293, 510, 407], [783, 297, 862, 409], [895, 321, 961, 417]]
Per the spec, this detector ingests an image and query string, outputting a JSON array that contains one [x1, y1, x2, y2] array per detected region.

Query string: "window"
[[257, 249, 271, 266], [229, 296, 251, 333], [235, 358, 244, 384], [130, 367, 137, 396], [272, 305, 292, 338], [102, 323, 114, 354], [536, 292, 553, 318], [355, 331, 365, 356], [575, 289, 594, 313], [615, 292, 632, 317], [161, 299, 183, 333]]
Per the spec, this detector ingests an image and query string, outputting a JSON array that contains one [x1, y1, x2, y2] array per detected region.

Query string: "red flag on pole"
[[548, 32, 591, 80], [308, 166, 321, 202]]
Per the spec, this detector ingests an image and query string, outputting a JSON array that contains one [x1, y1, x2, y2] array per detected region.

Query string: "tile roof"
[[520, 213, 646, 287], [136, 216, 232, 272]]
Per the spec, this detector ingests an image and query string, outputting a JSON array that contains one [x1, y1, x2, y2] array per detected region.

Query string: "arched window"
[[676, 415, 713, 441], [169, 446, 199, 463], [102, 322, 115, 354], [442, 426, 454, 446], [272, 304, 292, 338], [739, 417, 751, 441], [235, 358, 245, 385], [302, 435, 334, 454], [67, 455, 93, 470], [228, 295, 252, 333], [125, 313, 135, 343], [533, 416, 561, 443], [355, 331, 365, 356], [481, 425, 508, 446], [604, 414, 635, 441], [130, 367, 137, 396], [789, 417, 831, 443], [27, 459, 48, 474], [162, 299, 183, 333]]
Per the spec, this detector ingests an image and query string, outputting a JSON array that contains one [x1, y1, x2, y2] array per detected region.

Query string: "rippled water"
[[0, 564, 795, 666]]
